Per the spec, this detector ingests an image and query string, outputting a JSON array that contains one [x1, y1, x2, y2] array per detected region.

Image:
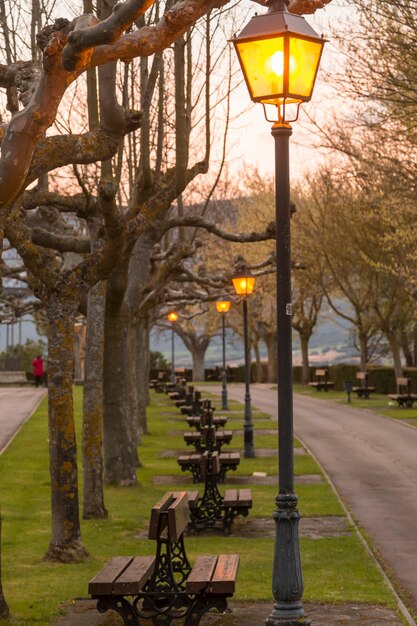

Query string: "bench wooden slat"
[[185, 555, 218, 593], [89, 556, 134, 595], [149, 493, 174, 539], [113, 556, 156, 594], [210, 554, 240, 594], [173, 490, 199, 508], [397, 377, 409, 386], [220, 452, 240, 462], [178, 454, 202, 464], [223, 489, 238, 505], [168, 491, 190, 541], [238, 489, 252, 506]]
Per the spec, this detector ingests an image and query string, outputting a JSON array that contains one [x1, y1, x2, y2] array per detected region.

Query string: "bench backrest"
[[201, 425, 216, 450], [148, 491, 190, 542], [356, 371, 368, 386], [201, 451, 220, 478], [397, 377, 411, 393]]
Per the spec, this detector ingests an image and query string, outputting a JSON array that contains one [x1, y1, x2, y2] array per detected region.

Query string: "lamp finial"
[[266, 0, 289, 11]]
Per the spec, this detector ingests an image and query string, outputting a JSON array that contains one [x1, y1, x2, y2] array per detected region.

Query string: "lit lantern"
[[232, 271, 256, 297], [168, 312, 179, 323], [216, 299, 231, 313], [230, 0, 326, 108]]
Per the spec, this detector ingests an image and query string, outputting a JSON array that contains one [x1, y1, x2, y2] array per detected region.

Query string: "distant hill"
[[151, 300, 358, 368]]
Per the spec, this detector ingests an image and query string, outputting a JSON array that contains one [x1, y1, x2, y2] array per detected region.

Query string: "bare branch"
[[91, 0, 233, 66], [159, 215, 276, 242], [22, 191, 90, 214], [31, 228, 91, 253]]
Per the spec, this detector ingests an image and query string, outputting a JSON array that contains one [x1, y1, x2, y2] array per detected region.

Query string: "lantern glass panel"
[[232, 276, 255, 296], [216, 301, 231, 313], [288, 37, 324, 99], [236, 36, 284, 102]]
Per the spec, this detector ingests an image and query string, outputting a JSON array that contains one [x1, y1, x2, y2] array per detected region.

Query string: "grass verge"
[[293, 384, 417, 425], [0, 388, 399, 624]]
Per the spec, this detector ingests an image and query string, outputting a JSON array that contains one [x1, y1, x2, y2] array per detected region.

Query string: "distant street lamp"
[[232, 269, 256, 458], [168, 311, 179, 383], [231, 2, 326, 624], [215, 298, 231, 410]]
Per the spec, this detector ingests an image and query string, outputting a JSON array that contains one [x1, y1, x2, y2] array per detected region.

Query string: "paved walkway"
[[0, 387, 47, 454], [208, 383, 417, 619]]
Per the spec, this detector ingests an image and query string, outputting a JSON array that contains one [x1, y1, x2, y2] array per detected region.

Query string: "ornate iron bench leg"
[[97, 597, 140, 625], [184, 596, 229, 626]]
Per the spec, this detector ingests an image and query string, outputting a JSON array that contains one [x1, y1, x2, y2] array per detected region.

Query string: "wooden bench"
[[149, 371, 168, 392], [187, 452, 252, 534], [175, 385, 195, 408], [89, 491, 239, 625], [186, 415, 226, 430], [185, 399, 225, 430], [180, 390, 203, 416], [167, 379, 187, 401], [308, 368, 335, 392], [178, 451, 240, 484], [352, 371, 376, 399], [184, 427, 233, 453], [388, 377, 417, 408]]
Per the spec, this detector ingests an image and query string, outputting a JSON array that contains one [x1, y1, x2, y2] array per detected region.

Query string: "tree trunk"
[[191, 346, 206, 381], [265, 331, 277, 383], [127, 235, 154, 438], [136, 316, 149, 435], [82, 279, 108, 519], [103, 269, 138, 486], [386, 332, 403, 379], [300, 333, 310, 385], [254, 342, 264, 383], [414, 326, 417, 368], [358, 331, 368, 371], [73, 328, 83, 380], [0, 512, 10, 620], [44, 293, 88, 562], [401, 331, 413, 368]]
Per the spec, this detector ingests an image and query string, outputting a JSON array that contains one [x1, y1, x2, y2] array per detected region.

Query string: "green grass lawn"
[[0, 388, 400, 625], [293, 384, 417, 425]]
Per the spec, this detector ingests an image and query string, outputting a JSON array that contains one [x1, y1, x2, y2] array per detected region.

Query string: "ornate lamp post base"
[[265, 496, 309, 626]]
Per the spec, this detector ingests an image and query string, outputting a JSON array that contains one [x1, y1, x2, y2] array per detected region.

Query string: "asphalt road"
[[209, 383, 417, 614], [0, 387, 47, 454]]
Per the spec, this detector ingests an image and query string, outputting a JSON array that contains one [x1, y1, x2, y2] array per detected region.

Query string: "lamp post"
[[231, 2, 326, 624], [232, 270, 256, 458], [168, 311, 179, 383], [215, 298, 231, 410]]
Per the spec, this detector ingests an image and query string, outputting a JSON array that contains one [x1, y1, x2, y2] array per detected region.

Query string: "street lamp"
[[215, 298, 231, 411], [168, 311, 179, 383], [232, 269, 256, 458], [231, 2, 326, 625]]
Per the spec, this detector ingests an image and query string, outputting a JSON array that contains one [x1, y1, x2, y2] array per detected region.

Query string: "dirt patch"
[[152, 474, 322, 486], [235, 516, 351, 539], [225, 474, 322, 485], [160, 448, 305, 459], [227, 429, 278, 436], [51, 599, 403, 625], [136, 516, 350, 540]]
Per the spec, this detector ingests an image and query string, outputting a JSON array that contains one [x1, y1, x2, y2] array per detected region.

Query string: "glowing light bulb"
[[270, 51, 297, 77], [270, 51, 284, 77]]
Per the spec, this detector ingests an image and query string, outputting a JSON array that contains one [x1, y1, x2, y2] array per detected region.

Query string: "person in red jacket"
[[32, 355, 44, 387]]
